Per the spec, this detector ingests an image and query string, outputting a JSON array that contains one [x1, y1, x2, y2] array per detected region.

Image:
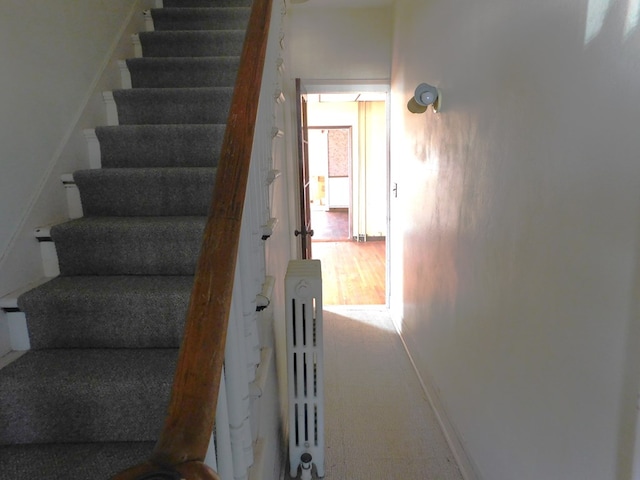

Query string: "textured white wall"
[[287, 6, 392, 81], [0, 0, 145, 298], [390, 0, 640, 478]]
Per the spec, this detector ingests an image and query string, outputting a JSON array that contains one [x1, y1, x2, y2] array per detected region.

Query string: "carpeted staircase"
[[0, 1, 252, 477]]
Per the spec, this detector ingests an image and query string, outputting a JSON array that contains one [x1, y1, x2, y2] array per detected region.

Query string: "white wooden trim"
[[118, 60, 132, 89], [61, 174, 83, 219], [143, 10, 154, 32], [34, 226, 60, 278], [102, 92, 119, 126], [6, 312, 30, 351], [132, 34, 143, 58], [83, 129, 102, 169]]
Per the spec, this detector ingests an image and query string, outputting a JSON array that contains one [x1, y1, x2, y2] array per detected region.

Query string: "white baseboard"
[[391, 314, 482, 480]]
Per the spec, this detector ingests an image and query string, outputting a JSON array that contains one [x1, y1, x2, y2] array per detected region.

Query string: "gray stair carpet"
[[95, 124, 226, 168], [137, 30, 246, 57], [150, 8, 251, 31], [113, 87, 234, 124], [0, 1, 250, 478], [126, 57, 240, 88], [74, 167, 216, 216]]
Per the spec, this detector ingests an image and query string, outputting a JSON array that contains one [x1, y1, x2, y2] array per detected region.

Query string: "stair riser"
[[51, 217, 205, 275], [113, 88, 233, 125], [18, 276, 193, 349], [150, 8, 251, 31], [127, 57, 240, 88], [138, 30, 246, 57], [0, 442, 155, 479], [74, 168, 215, 216], [95, 125, 225, 168], [0, 350, 176, 444]]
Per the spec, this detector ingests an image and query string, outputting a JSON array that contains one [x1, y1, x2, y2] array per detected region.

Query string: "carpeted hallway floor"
[[289, 307, 463, 479]]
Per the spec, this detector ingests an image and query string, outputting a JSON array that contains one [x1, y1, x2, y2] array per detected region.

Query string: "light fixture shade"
[[407, 83, 441, 113], [414, 83, 438, 106]]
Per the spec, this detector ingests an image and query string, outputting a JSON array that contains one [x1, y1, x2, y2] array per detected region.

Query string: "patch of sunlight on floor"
[[323, 305, 397, 332]]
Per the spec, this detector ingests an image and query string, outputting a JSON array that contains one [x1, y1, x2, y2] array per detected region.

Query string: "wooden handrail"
[[112, 0, 273, 478]]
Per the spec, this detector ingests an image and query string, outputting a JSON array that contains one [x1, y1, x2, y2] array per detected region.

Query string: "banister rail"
[[112, 0, 274, 478]]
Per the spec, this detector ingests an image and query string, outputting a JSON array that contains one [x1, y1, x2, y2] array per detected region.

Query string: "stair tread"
[[52, 215, 207, 230], [0, 349, 177, 444], [113, 85, 234, 94], [75, 165, 216, 174], [127, 56, 239, 64], [0, 441, 154, 480], [162, 0, 253, 7]]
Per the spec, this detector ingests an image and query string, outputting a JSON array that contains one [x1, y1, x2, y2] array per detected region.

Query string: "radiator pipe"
[[300, 453, 313, 480]]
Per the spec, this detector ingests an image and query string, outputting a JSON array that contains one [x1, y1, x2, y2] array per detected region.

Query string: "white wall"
[[361, 101, 387, 237], [287, 6, 392, 81], [390, 0, 640, 479], [0, 0, 146, 299]]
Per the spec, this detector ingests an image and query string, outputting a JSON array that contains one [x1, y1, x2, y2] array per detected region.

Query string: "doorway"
[[308, 126, 351, 242], [296, 84, 389, 306]]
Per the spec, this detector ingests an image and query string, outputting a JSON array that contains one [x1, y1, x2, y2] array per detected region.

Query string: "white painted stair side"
[[61, 174, 83, 220], [34, 226, 60, 278], [143, 10, 155, 32], [0, 173, 84, 356], [0, 278, 50, 352], [118, 60, 132, 89], [132, 34, 143, 58], [83, 129, 102, 169], [103, 92, 119, 126]]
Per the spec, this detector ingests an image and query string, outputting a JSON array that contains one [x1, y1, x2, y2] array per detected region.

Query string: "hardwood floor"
[[311, 240, 386, 305], [311, 209, 349, 241]]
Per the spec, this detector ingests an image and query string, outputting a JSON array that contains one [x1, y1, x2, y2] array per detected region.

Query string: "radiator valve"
[[300, 453, 313, 480]]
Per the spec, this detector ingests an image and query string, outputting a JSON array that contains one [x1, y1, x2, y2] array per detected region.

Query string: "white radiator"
[[285, 260, 325, 479]]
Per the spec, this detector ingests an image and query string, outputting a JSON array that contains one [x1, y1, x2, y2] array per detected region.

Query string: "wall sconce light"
[[407, 83, 441, 114]]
